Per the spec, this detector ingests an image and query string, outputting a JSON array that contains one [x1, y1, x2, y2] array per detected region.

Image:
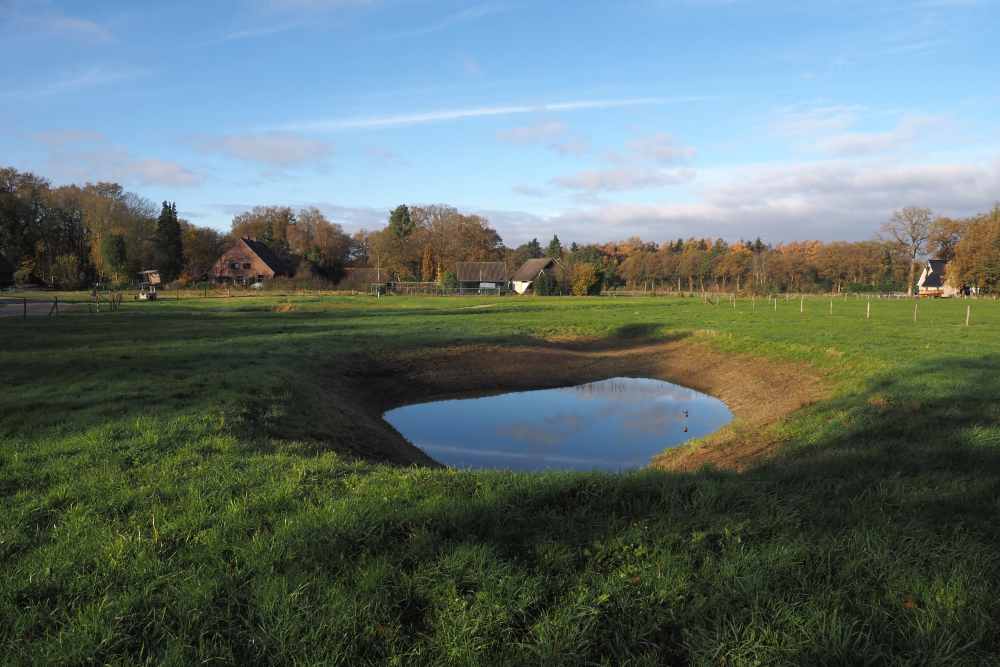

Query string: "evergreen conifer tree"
[[101, 232, 128, 284], [389, 205, 415, 238], [525, 238, 543, 259], [545, 235, 562, 258], [156, 201, 184, 281]]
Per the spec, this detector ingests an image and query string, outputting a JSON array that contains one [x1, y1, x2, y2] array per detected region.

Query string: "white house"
[[916, 259, 961, 297], [509, 258, 559, 294]]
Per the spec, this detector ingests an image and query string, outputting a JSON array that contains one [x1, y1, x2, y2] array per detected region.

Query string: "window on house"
[[231, 262, 240, 269], [243, 262, 251, 269]]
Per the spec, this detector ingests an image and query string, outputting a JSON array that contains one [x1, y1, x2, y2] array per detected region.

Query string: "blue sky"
[[1, 0, 998, 245]]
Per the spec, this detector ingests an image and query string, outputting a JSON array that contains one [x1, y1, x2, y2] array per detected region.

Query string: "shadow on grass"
[[5, 306, 1000, 664]]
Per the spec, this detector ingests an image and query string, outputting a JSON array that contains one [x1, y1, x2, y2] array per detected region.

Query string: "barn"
[[509, 257, 559, 295], [456, 262, 507, 292], [210, 237, 288, 285]]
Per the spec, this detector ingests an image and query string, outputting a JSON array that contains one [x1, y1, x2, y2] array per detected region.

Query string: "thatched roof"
[[510, 258, 556, 282], [241, 238, 288, 275], [0, 250, 14, 275], [456, 262, 507, 283], [919, 259, 947, 289]]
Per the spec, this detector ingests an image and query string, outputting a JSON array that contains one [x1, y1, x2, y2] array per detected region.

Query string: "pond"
[[383, 377, 733, 472]]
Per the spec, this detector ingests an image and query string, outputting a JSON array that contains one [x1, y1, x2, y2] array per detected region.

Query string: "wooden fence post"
[[867, 302, 870, 319], [914, 303, 918, 322], [966, 305, 970, 327]]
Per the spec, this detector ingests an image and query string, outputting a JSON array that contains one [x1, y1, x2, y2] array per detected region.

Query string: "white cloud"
[[189, 131, 335, 166], [495, 120, 589, 156], [496, 121, 567, 144], [768, 105, 863, 139], [2, 66, 145, 99], [537, 157, 1000, 244], [512, 184, 547, 197], [29, 128, 210, 188], [768, 106, 962, 156], [0, 1, 116, 44], [815, 113, 954, 156], [546, 132, 697, 192], [550, 166, 695, 193], [621, 133, 696, 165], [362, 146, 399, 162]]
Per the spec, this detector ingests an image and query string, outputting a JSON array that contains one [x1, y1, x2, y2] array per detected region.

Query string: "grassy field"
[[3, 293, 1000, 665]]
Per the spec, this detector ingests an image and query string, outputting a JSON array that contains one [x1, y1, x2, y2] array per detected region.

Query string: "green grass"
[[3, 294, 1000, 665]]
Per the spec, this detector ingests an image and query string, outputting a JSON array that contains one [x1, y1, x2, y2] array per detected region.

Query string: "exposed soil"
[[336, 336, 830, 471]]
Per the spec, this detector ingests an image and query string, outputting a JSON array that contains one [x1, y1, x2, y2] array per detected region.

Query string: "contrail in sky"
[[283, 96, 721, 131]]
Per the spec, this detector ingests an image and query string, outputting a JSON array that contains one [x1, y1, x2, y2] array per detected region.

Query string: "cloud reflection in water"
[[384, 377, 732, 472]]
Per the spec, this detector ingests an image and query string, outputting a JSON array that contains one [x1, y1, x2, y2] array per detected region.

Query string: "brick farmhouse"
[[210, 237, 288, 285]]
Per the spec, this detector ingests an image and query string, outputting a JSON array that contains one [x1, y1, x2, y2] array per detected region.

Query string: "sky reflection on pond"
[[384, 377, 733, 472]]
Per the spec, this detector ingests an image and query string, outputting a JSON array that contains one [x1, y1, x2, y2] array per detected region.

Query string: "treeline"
[[0, 167, 353, 288], [502, 204, 1000, 296], [4, 166, 999, 294]]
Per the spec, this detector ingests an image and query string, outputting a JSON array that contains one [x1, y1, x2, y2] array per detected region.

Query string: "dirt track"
[[349, 337, 829, 471]]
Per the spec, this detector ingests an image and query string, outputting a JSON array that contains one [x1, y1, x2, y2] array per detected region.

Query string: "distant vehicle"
[[137, 269, 160, 300]]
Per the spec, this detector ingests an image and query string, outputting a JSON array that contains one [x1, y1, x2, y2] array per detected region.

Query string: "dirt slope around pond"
[[343, 336, 829, 471]]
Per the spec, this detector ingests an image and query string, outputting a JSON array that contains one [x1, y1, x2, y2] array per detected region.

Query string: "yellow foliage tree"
[[422, 243, 434, 282], [570, 263, 599, 296]]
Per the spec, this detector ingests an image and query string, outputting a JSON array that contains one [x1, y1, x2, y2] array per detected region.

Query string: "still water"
[[384, 377, 733, 472]]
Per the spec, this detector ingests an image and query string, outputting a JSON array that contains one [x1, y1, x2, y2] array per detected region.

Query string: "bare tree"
[[881, 205, 934, 296]]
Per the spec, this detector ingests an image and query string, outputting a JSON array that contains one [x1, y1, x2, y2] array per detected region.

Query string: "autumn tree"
[[569, 263, 599, 296], [949, 204, 1000, 293], [814, 242, 852, 293], [928, 217, 963, 262], [181, 222, 230, 283], [881, 205, 934, 296], [422, 243, 434, 282], [230, 205, 295, 258], [716, 243, 751, 291], [287, 207, 352, 278]]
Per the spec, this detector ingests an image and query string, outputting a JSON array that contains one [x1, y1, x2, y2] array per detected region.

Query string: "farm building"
[[210, 237, 288, 285], [0, 250, 14, 290], [917, 259, 963, 297], [456, 262, 507, 292], [509, 257, 560, 294]]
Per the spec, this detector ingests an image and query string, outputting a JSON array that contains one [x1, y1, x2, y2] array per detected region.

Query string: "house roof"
[[919, 258, 948, 289], [510, 257, 556, 282], [0, 250, 14, 275], [456, 261, 507, 282], [241, 237, 288, 275], [137, 269, 161, 285]]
